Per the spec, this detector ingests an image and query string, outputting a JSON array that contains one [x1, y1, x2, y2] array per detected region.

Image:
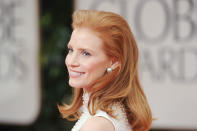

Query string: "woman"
[[58, 10, 152, 131]]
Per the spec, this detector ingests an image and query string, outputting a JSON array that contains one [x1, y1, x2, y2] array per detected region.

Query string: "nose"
[[66, 52, 80, 67]]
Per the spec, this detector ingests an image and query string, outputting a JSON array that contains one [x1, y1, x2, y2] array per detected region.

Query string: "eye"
[[68, 47, 73, 53], [82, 50, 91, 56]]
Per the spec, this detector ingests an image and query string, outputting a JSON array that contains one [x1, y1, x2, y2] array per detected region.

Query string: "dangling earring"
[[107, 67, 112, 73]]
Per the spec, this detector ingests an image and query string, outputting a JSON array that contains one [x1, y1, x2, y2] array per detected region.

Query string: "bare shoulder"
[[80, 116, 115, 131]]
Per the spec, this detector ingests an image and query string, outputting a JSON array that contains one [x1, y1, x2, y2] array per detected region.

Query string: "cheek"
[[83, 60, 108, 74]]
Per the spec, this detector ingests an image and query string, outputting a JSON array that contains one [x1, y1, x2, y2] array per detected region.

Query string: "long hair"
[[58, 10, 152, 131]]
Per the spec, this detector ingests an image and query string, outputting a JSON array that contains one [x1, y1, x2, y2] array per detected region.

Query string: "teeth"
[[69, 71, 84, 77]]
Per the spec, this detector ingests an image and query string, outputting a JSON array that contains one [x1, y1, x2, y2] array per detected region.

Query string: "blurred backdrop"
[[0, 0, 74, 130]]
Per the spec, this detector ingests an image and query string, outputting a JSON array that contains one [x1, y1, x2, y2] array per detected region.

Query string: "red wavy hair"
[[58, 10, 152, 131]]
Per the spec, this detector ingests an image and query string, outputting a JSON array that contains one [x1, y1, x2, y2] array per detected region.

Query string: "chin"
[[69, 81, 82, 89], [69, 83, 81, 88], [69, 79, 93, 90]]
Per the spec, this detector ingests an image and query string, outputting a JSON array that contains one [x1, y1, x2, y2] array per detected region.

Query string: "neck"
[[83, 86, 92, 93]]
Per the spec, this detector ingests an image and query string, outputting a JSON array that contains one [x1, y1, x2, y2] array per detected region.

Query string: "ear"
[[111, 61, 120, 70]]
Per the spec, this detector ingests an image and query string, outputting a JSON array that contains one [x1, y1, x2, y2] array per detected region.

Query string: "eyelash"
[[67, 47, 91, 56], [82, 50, 91, 56], [68, 48, 73, 53]]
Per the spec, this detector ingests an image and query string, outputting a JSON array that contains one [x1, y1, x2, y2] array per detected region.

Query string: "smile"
[[69, 70, 85, 78]]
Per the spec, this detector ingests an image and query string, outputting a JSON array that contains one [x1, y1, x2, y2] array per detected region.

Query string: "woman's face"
[[66, 28, 111, 90]]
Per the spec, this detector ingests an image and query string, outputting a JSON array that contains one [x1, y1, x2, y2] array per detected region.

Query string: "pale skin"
[[80, 117, 115, 131], [66, 27, 118, 131]]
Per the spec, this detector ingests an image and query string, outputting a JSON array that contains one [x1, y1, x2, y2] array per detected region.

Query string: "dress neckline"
[[82, 92, 90, 106]]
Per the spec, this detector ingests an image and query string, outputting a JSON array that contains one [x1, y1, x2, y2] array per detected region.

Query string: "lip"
[[68, 69, 85, 78]]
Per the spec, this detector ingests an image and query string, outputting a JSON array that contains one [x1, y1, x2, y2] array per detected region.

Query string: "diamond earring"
[[107, 68, 112, 73]]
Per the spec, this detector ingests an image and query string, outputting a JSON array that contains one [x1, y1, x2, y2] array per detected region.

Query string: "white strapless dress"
[[71, 93, 132, 131]]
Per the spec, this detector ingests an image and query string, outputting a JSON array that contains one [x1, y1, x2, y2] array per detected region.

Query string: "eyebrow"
[[67, 44, 94, 53]]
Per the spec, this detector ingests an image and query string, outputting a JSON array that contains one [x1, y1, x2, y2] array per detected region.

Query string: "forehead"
[[69, 28, 103, 50]]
